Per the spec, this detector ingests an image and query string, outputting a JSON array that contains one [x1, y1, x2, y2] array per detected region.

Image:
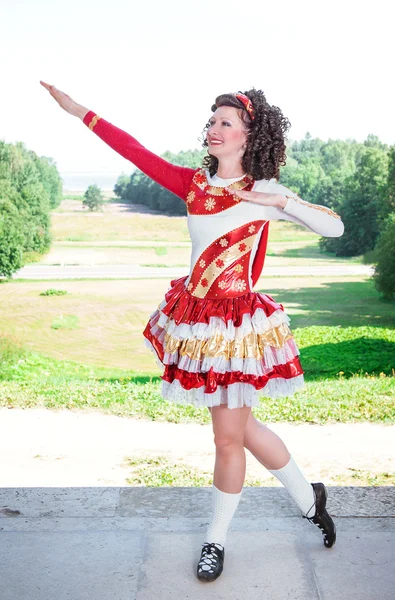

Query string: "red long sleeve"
[[82, 111, 197, 200]]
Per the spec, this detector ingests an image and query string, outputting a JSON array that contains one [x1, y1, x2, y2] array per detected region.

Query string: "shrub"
[[372, 213, 395, 300]]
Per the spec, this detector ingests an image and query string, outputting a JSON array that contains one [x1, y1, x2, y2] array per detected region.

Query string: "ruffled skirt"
[[143, 276, 305, 409]]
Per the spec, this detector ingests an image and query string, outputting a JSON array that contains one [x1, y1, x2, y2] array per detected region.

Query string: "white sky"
[[1, 0, 394, 177]]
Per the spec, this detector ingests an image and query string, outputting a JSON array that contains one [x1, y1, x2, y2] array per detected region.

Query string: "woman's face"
[[206, 106, 248, 160]]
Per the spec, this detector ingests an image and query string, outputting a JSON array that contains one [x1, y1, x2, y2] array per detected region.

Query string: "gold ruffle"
[[163, 322, 294, 360]]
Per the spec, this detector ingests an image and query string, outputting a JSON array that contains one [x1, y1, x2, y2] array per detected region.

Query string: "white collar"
[[205, 169, 276, 186]]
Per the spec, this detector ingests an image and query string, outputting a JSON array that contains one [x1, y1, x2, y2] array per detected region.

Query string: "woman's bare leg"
[[243, 411, 315, 517], [201, 404, 251, 548], [243, 411, 291, 469], [209, 404, 251, 493]]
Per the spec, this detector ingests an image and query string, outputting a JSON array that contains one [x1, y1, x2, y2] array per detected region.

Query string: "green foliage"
[[113, 172, 130, 198], [372, 213, 395, 300], [124, 455, 213, 486], [22, 250, 46, 264], [32, 154, 63, 209], [39, 288, 69, 296], [295, 325, 395, 378], [0, 199, 24, 277], [82, 184, 105, 211], [319, 146, 390, 256], [0, 140, 61, 277]]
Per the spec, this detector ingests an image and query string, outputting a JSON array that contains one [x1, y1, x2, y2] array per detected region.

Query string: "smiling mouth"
[[209, 140, 223, 145]]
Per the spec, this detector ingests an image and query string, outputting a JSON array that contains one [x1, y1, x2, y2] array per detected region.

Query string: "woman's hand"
[[226, 188, 288, 209], [39, 81, 89, 120]]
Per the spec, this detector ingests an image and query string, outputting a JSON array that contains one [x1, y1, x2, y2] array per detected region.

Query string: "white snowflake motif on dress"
[[205, 198, 216, 212], [248, 224, 256, 233], [234, 264, 243, 273], [219, 238, 228, 248], [187, 282, 194, 291], [218, 281, 227, 289], [186, 191, 195, 204], [234, 279, 247, 292], [199, 259, 206, 268]]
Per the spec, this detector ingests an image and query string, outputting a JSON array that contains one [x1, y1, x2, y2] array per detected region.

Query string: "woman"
[[40, 82, 342, 583]]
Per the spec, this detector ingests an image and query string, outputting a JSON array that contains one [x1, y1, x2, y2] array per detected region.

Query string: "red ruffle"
[[162, 359, 304, 393], [159, 275, 285, 326]]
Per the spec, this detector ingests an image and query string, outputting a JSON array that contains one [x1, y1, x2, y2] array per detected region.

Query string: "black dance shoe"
[[303, 482, 336, 548], [196, 542, 225, 582]]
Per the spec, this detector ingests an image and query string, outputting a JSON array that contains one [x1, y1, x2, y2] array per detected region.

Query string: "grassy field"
[[0, 195, 394, 425]]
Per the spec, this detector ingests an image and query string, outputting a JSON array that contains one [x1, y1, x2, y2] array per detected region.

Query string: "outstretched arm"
[[230, 180, 344, 237], [39, 81, 196, 200], [82, 111, 196, 200]]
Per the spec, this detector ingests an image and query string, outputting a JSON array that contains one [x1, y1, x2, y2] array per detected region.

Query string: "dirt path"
[[1, 408, 393, 486]]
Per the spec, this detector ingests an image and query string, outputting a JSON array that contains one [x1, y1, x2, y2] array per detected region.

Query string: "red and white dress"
[[83, 111, 344, 409]]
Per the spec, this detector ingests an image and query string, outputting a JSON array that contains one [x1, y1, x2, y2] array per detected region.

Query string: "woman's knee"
[[210, 405, 251, 450], [213, 433, 244, 453]]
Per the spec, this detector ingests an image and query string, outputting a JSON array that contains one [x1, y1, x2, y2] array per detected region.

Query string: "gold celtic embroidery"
[[186, 191, 195, 204], [88, 115, 102, 130], [205, 198, 216, 211], [286, 196, 341, 219], [234, 279, 247, 292]]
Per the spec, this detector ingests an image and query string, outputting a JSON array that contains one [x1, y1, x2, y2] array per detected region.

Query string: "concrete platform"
[[0, 486, 394, 599]]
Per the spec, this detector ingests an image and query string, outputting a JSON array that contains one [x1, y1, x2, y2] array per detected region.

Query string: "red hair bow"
[[234, 93, 255, 120]]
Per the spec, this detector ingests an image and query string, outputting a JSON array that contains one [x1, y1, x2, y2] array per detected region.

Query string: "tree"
[[372, 213, 395, 300], [113, 172, 130, 199], [82, 184, 105, 211], [0, 197, 24, 278]]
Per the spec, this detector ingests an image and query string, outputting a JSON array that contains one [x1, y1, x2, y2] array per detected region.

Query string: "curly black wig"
[[201, 88, 291, 182]]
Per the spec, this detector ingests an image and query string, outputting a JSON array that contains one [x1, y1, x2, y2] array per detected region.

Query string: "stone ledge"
[[0, 486, 394, 520]]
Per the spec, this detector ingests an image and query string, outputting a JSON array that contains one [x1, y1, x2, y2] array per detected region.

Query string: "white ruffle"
[[161, 375, 305, 410], [155, 307, 290, 341], [144, 337, 164, 369]]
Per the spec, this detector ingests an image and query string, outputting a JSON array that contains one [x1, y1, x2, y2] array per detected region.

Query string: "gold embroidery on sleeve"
[[88, 115, 102, 130], [286, 195, 341, 219]]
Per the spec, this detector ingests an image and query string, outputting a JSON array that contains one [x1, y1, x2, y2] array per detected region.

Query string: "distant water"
[[60, 172, 121, 191]]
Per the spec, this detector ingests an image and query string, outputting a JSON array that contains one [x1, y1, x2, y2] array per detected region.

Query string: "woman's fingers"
[[226, 187, 278, 207], [39, 80, 81, 116]]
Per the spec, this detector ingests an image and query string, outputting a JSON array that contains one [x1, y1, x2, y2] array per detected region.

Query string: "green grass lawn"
[[1, 276, 393, 424]]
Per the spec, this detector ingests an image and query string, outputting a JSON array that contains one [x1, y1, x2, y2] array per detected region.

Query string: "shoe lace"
[[201, 542, 222, 558]]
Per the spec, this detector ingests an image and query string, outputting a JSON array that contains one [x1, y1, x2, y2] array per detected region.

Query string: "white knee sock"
[[204, 483, 243, 547], [269, 455, 316, 517]]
